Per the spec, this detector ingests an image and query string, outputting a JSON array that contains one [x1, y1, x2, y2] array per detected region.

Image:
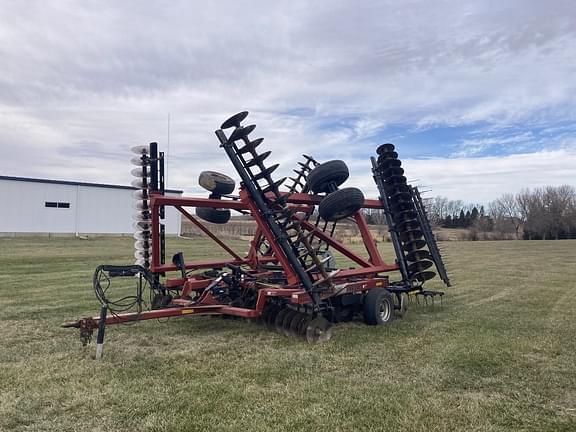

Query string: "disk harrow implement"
[[63, 111, 450, 357], [371, 143, 450, 289]]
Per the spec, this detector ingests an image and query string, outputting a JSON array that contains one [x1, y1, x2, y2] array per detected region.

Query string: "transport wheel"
[[305, 317, 333, 343], [306, 160, 349, 193], [363, 288, 395, 326], [319, 187, 365, 221], [198, 171, 236, 195], [196, 207, 231, 224]]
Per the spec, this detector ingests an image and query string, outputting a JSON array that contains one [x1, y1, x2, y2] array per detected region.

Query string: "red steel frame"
[[149, 190, 396, 275], [64, 187, 399, 330]]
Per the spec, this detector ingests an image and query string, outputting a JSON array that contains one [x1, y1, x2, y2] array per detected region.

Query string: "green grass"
[[0, 237, 575, 431]]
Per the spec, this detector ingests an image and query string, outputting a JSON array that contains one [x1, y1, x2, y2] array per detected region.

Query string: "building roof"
[[0, 175, 183, 193]]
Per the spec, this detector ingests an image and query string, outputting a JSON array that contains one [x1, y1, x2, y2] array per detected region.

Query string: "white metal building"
[[0, 176, 182, 235]]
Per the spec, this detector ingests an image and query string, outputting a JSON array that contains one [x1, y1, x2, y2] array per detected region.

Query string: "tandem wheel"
[[363, 288, 395, 326]]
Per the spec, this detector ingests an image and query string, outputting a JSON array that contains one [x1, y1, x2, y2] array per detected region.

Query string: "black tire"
[[198, 171, 235, 195], [196, 207, 231, 224], [306, 160, 349, 193], [319, 187, 365, 221], [363, 288, 395, 325]]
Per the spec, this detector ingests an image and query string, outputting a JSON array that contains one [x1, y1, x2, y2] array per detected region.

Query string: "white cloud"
[[0, 0, 575, 202], [346, 149, 576, 204]]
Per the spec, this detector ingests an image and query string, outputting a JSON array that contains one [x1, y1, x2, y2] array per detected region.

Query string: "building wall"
[[0, 179, 181, 234]]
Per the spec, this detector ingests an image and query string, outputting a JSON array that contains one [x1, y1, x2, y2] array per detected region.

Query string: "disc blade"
[[388, 193, 412, 205], [410, 271, 436, 283], [297, 316, 313, 338], [131, 178, 149, 188], [386, 174, 407, 185], [274, 308, 291, 334], [391, 202, 415, 214], [133, 200, 150, 210], [131, 156, 149, 166], [134, 250, 151, 259], [288, 313, 308, 337], [132, 212, 151, 222], [406, 249, 431, 262], [395, 209, 418, 222], [397, 219, 420, 232], [408, 260, 433, 273], [260, 305, 272, 325], [376, 143, 395, 154], [221, 111, 249, 129], [133, 220, 151, 230], [382, 167, 404, 177], [131, 168, 150, 177], [399, 229, 423, 242], [230, 124, 256, 141], [253, 164, 279, 181], [237, 137, 263, 154], [261, 177, 287, 194], [281, 310, 299, 337], [305, 317, 333, 343], [403, 239, 427, 252], [134, 240, 151, 250], [132, 190, 149, 200], [378, 158, 401, 169], [131, 145, 149, 155], [264, 305, 281, 331], [135, 259, 149, 268], [245, 151, 272, 168], [133, 230, 151, 240]]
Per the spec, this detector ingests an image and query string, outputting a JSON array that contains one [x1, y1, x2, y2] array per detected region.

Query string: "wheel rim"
[[379, 299, 391, 322]]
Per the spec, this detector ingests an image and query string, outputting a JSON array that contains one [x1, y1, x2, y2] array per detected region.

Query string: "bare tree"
[[544, 185, 576, 239], [493, 193, 525, 239], [425, 196, 449, 225], [516, 188, 532, 238]]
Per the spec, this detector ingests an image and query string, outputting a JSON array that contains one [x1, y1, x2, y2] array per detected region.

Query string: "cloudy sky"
[[1, 0, 575, 203]]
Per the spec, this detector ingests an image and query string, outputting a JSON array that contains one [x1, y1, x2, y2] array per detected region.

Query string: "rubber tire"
[[319, 187, 365, 221], [363, 288, 395, 326], [306, 160, 349, 193], [198, 171, 235, 195], [196, 207, 231, 224]]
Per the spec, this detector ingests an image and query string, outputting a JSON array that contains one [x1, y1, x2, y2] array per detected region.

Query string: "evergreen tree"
[[471, 207, 479, 223]]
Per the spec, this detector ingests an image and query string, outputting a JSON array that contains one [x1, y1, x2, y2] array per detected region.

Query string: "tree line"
[[425, 185, 576, 240]]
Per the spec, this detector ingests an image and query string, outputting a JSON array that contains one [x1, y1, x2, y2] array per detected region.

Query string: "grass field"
[[0, 237, 575, 431]]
